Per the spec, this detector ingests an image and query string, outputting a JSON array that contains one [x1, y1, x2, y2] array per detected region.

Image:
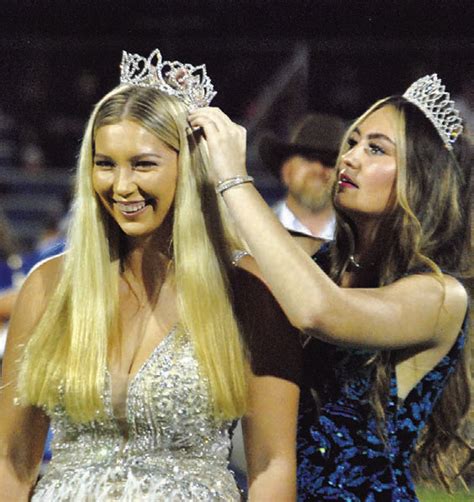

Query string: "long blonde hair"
[[20, 86, 249, 422]]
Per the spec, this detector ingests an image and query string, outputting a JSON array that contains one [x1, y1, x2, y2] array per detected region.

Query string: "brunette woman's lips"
[[338, 173, 359, 188], [115, 200, 149, 217]]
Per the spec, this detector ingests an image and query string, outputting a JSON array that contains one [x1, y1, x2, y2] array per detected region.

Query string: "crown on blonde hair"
[[120, 48, 217, 111]]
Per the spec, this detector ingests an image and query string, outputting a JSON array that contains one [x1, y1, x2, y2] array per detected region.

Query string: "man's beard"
[[289, 179, 334, 213]]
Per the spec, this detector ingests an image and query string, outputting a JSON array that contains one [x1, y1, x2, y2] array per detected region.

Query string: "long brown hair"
[[330, 96, 473, 490]]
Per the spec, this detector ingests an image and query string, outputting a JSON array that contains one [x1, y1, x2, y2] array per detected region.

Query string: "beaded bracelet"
[[215, 175, 254, 195]]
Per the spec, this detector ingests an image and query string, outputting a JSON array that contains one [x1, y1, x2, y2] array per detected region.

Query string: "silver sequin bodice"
[[33, 329, 241, 501]]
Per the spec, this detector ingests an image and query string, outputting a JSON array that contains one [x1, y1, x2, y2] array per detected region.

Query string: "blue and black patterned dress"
[[297, 249, 468, 501]]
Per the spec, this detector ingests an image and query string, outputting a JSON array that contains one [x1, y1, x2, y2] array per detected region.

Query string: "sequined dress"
[[32, 268, 302, 501], [297, 248, 468, 501], [33, 328, 241, 501]]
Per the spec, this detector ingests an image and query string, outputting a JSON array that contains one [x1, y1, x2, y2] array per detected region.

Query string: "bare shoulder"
[[436, 274, 468, 340], [386, 272, 468, 344], [12, 253, 65, 330], [23, 253, 64, 296], [384, 272, 465, 303], [442, 274, 468, 309], [399, 272, 467, 317]]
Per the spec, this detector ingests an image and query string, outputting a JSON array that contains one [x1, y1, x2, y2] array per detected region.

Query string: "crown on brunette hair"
[[403, 74, 463, 150]]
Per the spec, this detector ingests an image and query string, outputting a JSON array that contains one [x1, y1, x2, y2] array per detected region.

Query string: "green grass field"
[[416, 486, 472, 501]]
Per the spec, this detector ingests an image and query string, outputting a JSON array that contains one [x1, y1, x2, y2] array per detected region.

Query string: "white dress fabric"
[[32, 327, 241, 501]]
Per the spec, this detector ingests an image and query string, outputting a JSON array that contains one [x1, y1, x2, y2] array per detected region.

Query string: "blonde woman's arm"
[[243, 374, 299, 501], [231, 266, 302, 501], [0, 256, 62, 501], [0, 289, 18, 324]]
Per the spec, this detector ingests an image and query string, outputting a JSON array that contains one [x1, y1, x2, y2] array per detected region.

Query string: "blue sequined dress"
[[297, 249, 468, 501]]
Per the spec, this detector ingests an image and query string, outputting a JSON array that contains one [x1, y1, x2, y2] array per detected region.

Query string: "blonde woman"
[[0, 50, 301, 501], [189, 74, 472, 500]]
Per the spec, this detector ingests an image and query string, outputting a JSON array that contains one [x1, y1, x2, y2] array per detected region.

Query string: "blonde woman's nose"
[[114, 166, 136, 196]]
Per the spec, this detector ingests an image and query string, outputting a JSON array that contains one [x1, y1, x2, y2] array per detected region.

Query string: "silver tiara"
[[120, 49, 217, 111], [403, 74, 463, 150]]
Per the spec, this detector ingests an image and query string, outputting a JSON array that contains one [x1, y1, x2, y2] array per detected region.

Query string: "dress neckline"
[[127, 323, 178, 386], [106, 324, 179, 422]]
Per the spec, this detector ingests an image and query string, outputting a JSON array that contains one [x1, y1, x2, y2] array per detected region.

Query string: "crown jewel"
[[120, 49, 217, 111], [403, 74, 463, 150]]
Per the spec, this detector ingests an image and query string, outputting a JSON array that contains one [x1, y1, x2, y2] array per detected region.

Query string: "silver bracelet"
[[231, 249, 251, 266], [215, 175, 254, 195]]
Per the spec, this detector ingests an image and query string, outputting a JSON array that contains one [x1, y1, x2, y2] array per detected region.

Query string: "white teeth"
[[117, 201, 146, 214]]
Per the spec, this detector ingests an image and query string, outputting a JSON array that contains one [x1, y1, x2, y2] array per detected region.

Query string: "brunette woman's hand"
[[188, 107, 248, 183]]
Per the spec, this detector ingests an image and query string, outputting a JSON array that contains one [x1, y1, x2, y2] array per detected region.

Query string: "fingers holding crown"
[[189, 106, 239, 130], [188, 107, 248, 181]]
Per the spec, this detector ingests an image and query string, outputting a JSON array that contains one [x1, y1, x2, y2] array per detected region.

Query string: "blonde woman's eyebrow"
[[93, 153, 164, 161], [129, 153, 164, 161]]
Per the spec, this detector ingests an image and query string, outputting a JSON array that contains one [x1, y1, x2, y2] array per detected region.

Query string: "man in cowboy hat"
[[259, 112, 346, 241]]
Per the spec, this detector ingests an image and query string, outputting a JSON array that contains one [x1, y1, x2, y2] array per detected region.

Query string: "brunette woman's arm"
[[189, 108, 468, 352]]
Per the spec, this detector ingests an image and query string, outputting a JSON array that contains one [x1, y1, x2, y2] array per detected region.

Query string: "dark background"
[[1, 0, 473, 121]]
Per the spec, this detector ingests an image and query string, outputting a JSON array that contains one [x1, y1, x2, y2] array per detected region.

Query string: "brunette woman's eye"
[[368, 143, 385, 155]]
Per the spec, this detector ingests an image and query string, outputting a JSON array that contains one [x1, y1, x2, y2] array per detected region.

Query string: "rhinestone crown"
[[403, 74, 463, 150], [120, 49, 217, 111]]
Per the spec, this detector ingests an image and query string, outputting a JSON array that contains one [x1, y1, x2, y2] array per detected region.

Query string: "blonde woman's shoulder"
[[5, 253, 65, 354], [28, 252, 64, 290], [17, 253, 65, 317]]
